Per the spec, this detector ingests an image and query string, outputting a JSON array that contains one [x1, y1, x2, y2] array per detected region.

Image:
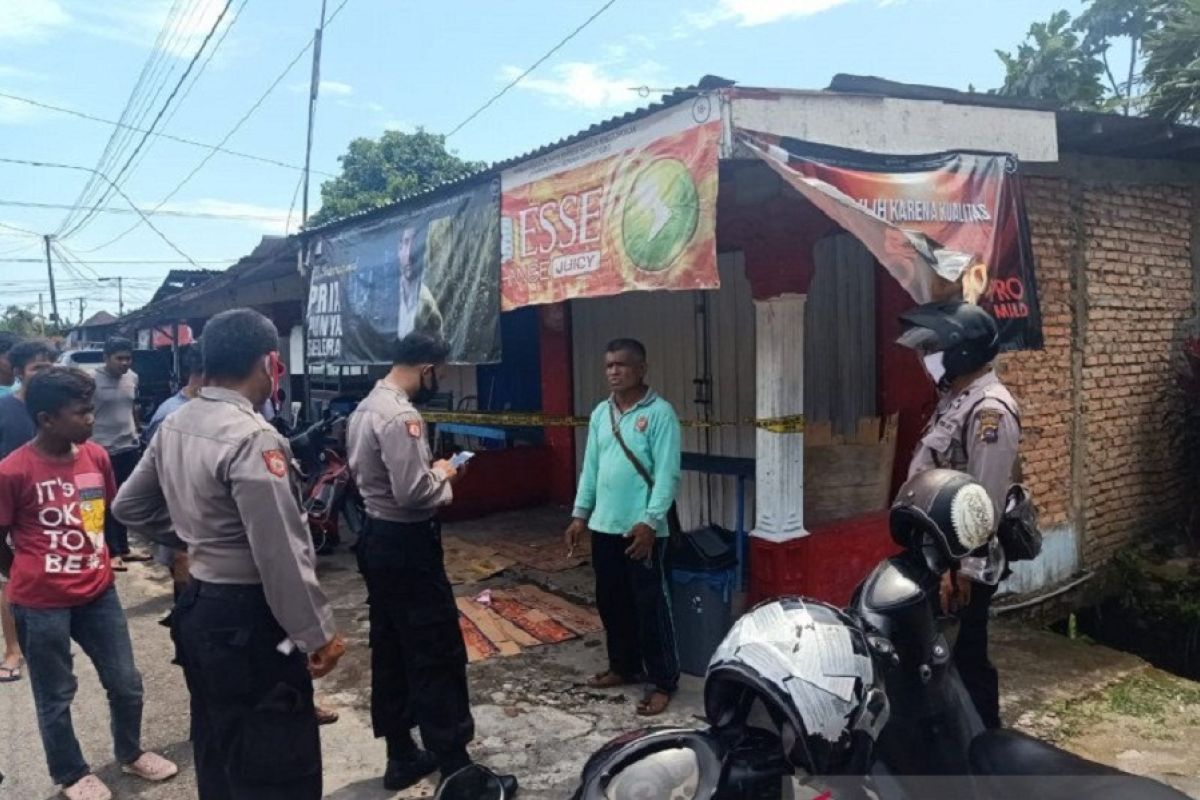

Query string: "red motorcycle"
[[288, 413, 366, 555]]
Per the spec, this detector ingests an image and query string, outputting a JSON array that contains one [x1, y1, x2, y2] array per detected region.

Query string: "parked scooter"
[[568, 469, 1190, 800], [287, 413, 366, 554]]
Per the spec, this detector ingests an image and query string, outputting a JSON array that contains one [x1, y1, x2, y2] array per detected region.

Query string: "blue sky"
[[0, 0, 1073, 318]]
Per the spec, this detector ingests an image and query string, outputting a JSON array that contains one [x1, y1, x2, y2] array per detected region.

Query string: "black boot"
[[384, 750, 439, 791]]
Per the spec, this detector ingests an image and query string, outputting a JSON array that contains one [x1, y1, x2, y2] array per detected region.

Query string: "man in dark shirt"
[[0, 339, 58, 683]]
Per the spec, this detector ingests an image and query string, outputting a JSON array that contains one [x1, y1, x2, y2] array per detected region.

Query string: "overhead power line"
[[56, 0, 198, 237], [445, 0, 619, 139], [0, 92, 332, 174], [57, 0, 236, 241], [0, 157, 200, 268], [0, 257, 231, 265], [0, 220, 42, 238], [80, 0, 353, 254], [0, 198, 286, 222]]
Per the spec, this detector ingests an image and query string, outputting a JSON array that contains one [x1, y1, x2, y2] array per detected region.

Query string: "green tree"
[[0, 306, 42, 336], [1143, 0, 1200, 121], [996, 10, 1106, 109], [309, 129, 486, 228], [1075, 0, 1167, 114]]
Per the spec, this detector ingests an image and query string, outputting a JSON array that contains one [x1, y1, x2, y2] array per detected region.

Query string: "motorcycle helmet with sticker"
[[704, 598, 890, 777], [890, 468, 996, 574], [897, 301, 1000, 383]]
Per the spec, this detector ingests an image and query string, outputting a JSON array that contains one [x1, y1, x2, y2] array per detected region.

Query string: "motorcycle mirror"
[[436, 764, 506, 800]]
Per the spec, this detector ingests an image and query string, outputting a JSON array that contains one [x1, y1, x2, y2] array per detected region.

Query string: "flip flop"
[[0, 661, 21, 683], [110, 558, 128, 572], [636, 690, 671, 716], [122, 551, 153, 562], [586, 670, 633, 689], [315, 704, 339, 725]]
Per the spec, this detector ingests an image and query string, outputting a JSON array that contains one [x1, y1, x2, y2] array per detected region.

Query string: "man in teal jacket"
[[565, 338, 681, 716]]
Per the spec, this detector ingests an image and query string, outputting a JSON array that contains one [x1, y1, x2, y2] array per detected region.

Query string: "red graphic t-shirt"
[[0, 441, 117, 608]]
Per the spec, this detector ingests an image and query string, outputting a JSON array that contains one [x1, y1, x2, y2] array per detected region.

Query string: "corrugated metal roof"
[[302, 76, 735, 236]]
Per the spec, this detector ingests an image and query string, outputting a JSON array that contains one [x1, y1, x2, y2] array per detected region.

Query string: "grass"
[[1040, 670, 1200, 742]]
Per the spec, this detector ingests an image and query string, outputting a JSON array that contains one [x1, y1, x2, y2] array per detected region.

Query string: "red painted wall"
[[538, 303, 577, 507]]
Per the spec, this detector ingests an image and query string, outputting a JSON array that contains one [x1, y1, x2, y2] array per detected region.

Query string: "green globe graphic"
[[621, 158, 700, 272]]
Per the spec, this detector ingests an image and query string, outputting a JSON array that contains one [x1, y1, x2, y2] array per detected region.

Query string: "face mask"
[[922, 352, 946, 385], [411, 367, 438, 405], [263, 352, 285, 406]]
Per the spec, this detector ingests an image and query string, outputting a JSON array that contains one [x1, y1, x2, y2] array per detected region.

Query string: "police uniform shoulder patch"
[[406, 420, 422, 438], [977, 408, 1002, 444], [262, 449, 288, 477]]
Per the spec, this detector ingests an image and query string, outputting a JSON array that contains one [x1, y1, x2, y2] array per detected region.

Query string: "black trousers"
[[104, 448, 140, 556], [591, 531, 680, 693], [954, 580, 1001, 729], [358, 517, 475, 767], [172, 580, 322, 800]]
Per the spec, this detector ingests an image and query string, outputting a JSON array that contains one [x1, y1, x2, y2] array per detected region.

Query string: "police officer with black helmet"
[[896, 300, 1020, 730]]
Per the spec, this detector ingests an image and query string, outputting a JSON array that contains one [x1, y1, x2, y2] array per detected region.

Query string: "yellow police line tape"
[[421, 410, 806, 433]]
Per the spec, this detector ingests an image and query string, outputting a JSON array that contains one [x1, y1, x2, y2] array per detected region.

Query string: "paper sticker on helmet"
[[262, 449, 288, 478], [950, 483, 994, 551]]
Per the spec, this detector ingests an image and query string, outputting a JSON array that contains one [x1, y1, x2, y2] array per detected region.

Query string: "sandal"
[[636, 690, 671, 716], [587, 670, 633, 689], [110, 558, 128, 572], [0, 660, 22, 683], [315, 703, 340, 725], [121, 751, 178, 782], [62, 774, 111, 800]]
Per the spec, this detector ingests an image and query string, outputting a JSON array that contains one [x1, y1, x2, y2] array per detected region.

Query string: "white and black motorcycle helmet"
[[704, 598, 890, 776], [890, 469, 996, 574]]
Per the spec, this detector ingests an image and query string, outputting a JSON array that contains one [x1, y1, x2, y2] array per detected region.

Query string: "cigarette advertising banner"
[[306, 179, 502, 365], [500, 97, 722, 310], [740, 131, 1043, 351]]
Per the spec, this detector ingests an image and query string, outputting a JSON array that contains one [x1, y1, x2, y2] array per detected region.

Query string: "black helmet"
[[705, 597, 889, 776], [896, 301, 1000, 382], [891, 469, 996, 574]]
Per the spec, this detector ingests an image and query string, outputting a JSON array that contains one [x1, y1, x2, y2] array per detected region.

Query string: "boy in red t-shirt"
[[0, 367, 176, 800]]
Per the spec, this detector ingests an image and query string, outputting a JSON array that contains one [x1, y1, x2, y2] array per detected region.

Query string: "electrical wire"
[[80, 0, 353, 254], [0, 93, 332, 177], [56, 0, 195, 236], [0, 258, 231, 265], [0, 157, 201, 268], [0, 220, 42, 238], [445, 0, 619, 139], [58, 0, 236, 241], [0, 199, 289, 222]]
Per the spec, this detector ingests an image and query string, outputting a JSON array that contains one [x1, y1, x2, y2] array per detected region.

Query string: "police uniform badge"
[[407, 421, 422, 438], [635, 415, 648, 432], [977, 409, 1002, 444], [262, 449, 288, 477]]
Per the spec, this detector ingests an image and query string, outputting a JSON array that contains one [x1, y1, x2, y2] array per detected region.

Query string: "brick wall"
[[1002, 174, 1194, 568], [998, 176, 1075, 529]]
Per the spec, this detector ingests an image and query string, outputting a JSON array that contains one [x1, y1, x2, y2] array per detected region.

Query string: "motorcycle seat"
[[969, 729, 1188, 799]]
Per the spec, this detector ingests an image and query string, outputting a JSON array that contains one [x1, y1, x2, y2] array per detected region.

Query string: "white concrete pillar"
[[752, 293, 808, 542]]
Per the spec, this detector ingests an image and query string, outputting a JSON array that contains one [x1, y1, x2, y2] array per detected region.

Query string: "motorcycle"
[[287, 413, 366, 555], [567, 469, 1190, 800]]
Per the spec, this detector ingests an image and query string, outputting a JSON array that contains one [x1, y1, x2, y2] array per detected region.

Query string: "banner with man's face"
[[306, 179, 502, 365]]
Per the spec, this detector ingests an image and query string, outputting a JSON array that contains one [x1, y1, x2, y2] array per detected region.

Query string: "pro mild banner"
[[740, 131, 1043, 350], [500, 98, 722, 310], [306, 179, 502, 365]]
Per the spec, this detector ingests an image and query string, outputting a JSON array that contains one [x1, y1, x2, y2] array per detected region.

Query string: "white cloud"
[[0, 0, 70, 41], [500, 61, 671, 110], [691, 0, 854, 28], [290, 79, 355, 97], [382, 119, 409, 131], [0, 96, 45, 125], [73, 0, 236, 58]]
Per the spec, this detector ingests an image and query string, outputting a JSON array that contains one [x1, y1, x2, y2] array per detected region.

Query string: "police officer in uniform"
[[897, 300, 1019, 730], [114, 309, 345, 799], [346, 331, 517, 795]]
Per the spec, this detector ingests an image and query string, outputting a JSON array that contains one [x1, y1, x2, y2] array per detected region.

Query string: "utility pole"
[[116, 276, 124, 315], [77, 297, 86, 326], [38, 293, 45, 334], [300, 0, 328, 229], [43, 235, 59, 325]]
